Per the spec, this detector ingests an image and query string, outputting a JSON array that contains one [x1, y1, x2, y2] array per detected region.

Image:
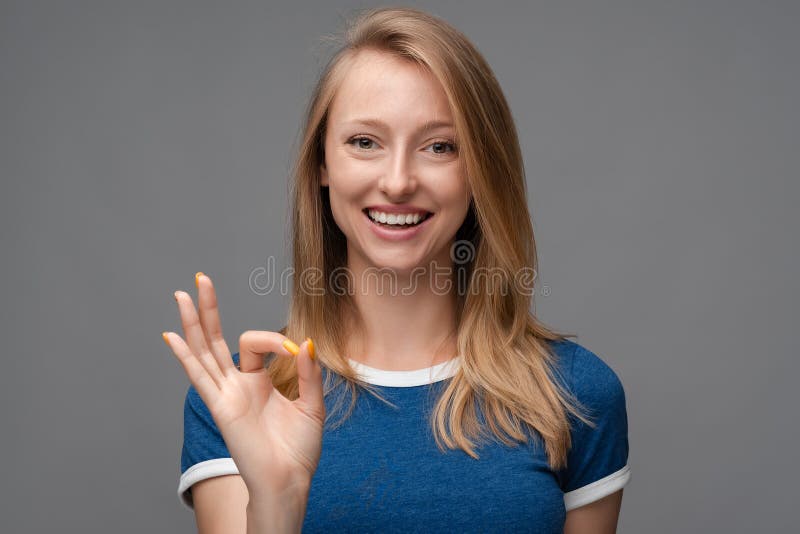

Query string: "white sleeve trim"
[[177, 458, 240, 510], [179, 459, 631, 512], [563, 463, 631, 512]]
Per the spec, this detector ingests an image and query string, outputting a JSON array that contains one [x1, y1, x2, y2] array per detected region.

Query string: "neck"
[[344, 248, 459, 371]]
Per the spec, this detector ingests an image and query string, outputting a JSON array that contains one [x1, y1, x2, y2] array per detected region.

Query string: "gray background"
[[1, 0, 797, 532]]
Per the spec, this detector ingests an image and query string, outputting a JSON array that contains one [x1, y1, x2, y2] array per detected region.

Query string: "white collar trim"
[[347, 356, 462, 387]]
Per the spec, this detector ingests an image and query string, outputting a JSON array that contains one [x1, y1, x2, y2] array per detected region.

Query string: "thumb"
[[295, 338, 325, 421]]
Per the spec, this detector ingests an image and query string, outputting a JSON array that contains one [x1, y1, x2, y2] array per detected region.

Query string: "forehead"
[[328, 49, 454, 127]]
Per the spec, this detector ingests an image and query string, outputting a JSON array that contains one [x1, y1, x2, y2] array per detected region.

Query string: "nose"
[[378, 150, 417, 198]]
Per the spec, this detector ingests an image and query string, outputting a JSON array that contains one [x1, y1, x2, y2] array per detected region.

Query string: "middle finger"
[[195, 272, 236, 376], [174, 290, 225, 387]]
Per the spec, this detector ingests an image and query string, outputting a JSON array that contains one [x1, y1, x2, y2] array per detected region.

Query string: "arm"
[[558, 343, 630, 533], [191, 474, 310, 534], [563, 488, 623, 534], [192, 476, 248, 533]]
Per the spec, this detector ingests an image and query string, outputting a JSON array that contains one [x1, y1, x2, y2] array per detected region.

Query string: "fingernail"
[[195, 272, 205, 288], [173, 291, 180, 302], [282, 339, 300, 356], [162, 332, 171, 346], [306, 337, 315, 360]]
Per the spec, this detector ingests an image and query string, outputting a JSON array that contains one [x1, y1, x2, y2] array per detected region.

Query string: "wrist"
[[246, 469, 312, 500], [246, 481, 310, 534], [247, 475, 311, 503]]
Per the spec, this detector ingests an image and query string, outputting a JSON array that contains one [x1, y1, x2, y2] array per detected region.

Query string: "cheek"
[[325, 153, 371, 228], [430, 167, 469, 209], [433, 172, 471, 233], [327, 150, 373, 191]]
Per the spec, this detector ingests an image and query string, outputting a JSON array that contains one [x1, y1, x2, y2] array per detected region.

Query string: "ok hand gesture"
[[163, 273, 325, 495]]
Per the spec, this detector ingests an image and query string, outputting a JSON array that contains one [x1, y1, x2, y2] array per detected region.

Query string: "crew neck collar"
[[346, 356, 463, 387]]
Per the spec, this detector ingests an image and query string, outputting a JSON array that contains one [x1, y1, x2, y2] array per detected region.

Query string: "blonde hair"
[[268, 6, 593, 470]]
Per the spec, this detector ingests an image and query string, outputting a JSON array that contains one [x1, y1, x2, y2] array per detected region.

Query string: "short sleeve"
[[177, 353, 241, 510], [556, 342, 631, 511]]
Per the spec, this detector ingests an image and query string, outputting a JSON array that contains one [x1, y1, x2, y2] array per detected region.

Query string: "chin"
[[366, 252, 428, 277], [370, 256, 422, 272]]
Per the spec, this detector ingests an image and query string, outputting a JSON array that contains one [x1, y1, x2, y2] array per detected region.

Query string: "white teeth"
[[368, 209, 428, 226]]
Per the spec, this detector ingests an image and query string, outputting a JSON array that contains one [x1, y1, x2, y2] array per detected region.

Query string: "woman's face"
[[321, 49, 471, 276]]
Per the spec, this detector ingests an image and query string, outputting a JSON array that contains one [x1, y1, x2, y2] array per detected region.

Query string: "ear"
[[320, 162, 329, 186]]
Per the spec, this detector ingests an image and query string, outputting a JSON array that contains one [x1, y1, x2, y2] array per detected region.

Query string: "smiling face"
[[321, 48, 471, 276]]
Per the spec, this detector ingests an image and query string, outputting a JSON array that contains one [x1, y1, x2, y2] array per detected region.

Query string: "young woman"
[[163, 7, 630, 533]]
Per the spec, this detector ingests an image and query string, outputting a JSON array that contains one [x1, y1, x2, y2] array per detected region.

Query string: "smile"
[[364, 208, 433, 228], [362, 208, 435, 241]]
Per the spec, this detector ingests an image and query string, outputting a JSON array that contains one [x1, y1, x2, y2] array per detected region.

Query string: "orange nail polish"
[[162, 332, 171, 346], [306, 337, 315, 360], [195, 272, 205, 287], [282, 339, 300, 356]]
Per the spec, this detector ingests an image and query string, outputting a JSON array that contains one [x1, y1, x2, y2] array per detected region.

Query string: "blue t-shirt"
[[178, 339, 630, 532]]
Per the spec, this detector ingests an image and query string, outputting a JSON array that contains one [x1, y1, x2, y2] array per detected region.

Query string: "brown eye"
[[348, 136, 378, 150], [428, 141, 456, 155]]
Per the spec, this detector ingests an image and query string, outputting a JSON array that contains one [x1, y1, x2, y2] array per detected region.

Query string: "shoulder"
[[546, 338, 627, 418], [547, 339, 631, 502], [552, 340, 627, 434]]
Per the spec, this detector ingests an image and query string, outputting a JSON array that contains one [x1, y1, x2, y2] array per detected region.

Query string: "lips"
[[362, 207, 435, 241], [362, 208, 433, 226], [363, 204, 432, 215]]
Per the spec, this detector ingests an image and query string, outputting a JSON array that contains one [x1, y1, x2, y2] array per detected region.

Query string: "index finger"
[[238, 330, 299, 373]]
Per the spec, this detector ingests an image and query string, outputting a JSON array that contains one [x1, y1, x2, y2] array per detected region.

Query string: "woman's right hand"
[[163, 272, 325, 496]]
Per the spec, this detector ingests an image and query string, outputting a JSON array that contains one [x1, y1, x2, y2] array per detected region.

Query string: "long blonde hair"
[[268, 6, 593, 470]]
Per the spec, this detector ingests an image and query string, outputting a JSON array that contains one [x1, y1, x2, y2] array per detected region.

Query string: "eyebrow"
[[342, 118, 455, 134]]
